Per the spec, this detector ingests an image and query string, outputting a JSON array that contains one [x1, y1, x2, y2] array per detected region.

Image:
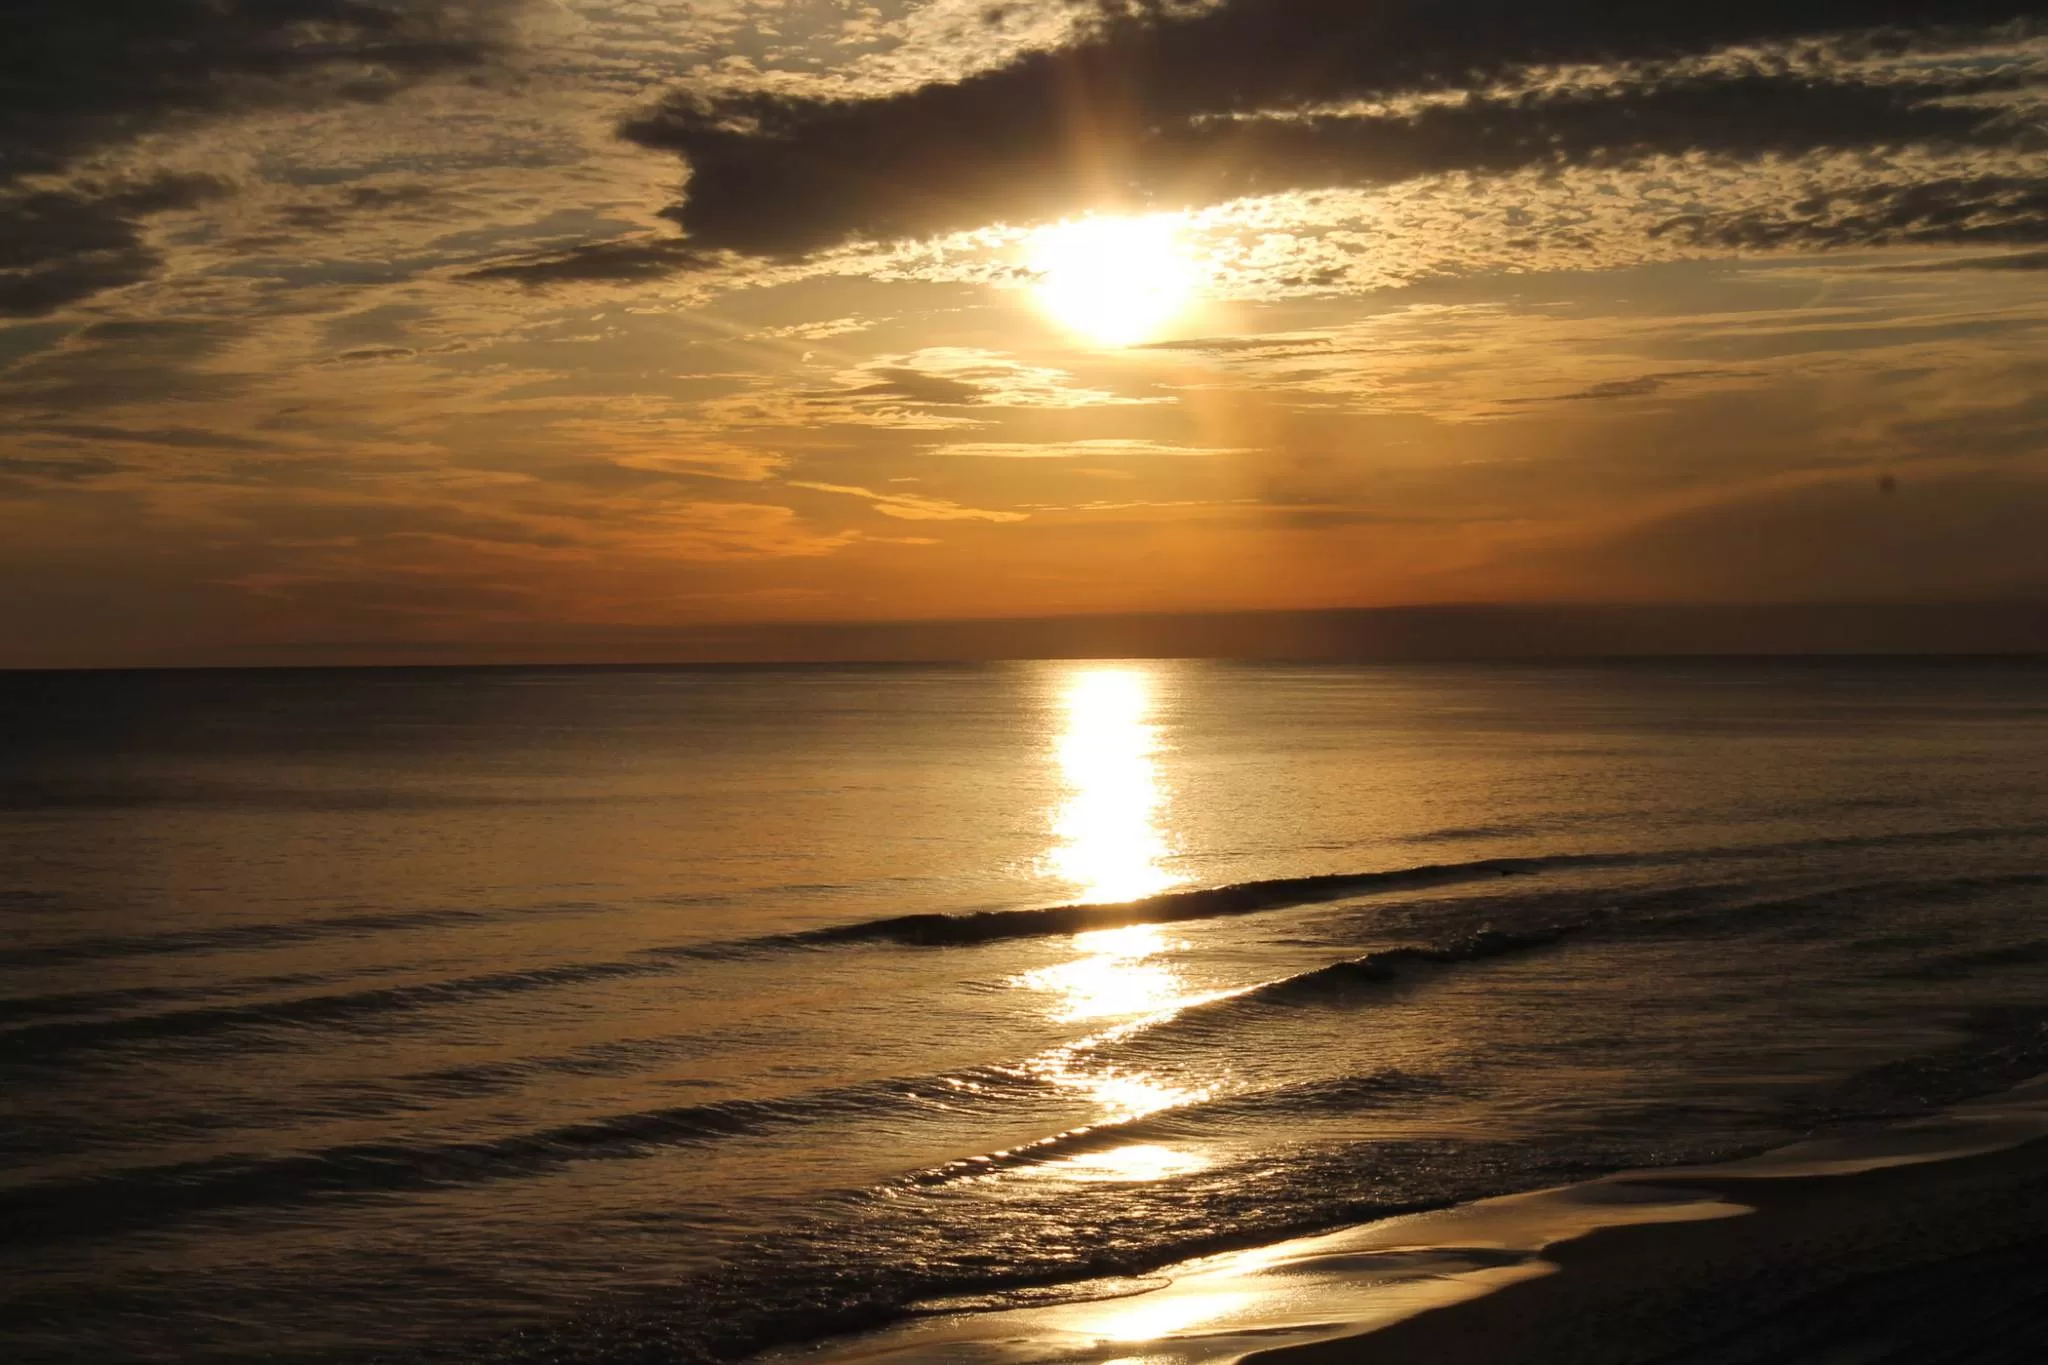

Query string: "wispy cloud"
[[790, 480, 1029, 522], [923, 439, 1242, 458]]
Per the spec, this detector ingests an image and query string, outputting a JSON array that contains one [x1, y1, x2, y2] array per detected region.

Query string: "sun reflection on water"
[[1003, 667, 1227, 1164], [1041, 1143, 1214, 1183], [1007, 923, 1236, 1137], [1018, 924, 1189, 1022], [1047, 667, 1179, 905]]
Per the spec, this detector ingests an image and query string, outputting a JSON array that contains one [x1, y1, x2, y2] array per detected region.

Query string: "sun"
[[1028, 213, 1199, 347]]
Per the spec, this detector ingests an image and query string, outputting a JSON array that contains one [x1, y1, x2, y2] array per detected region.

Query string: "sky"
[[3, 0, 2048, 665]]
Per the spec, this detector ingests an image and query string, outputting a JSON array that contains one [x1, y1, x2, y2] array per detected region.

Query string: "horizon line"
[[7, 601, 2046, 672]]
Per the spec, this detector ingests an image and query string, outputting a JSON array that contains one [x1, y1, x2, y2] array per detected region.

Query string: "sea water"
[[3, 659, 2046, 1363]]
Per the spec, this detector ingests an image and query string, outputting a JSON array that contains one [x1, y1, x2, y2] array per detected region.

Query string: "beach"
[[798, 1078, 2048, 1365], [1266, 1085, 2048, 1365]]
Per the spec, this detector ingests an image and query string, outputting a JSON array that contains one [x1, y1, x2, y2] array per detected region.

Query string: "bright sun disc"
[[1029, 214, 1198, 347]]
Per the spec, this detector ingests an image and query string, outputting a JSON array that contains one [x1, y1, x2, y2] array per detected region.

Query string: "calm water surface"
[[2, 660, 2046, 1363]]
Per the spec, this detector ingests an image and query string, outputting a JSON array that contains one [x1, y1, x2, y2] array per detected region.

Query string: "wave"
[[9, 832, 2040, 1064], [1622, 872, 2048, 945], [0, 957, 675, 1063], [900, 1069, 1459, 1188], [1885, 933, 2048, 982], [0, 857, 1559, 1061], [0, 776, 646, 813], [0, 1073, 958, 1246], [777, 858, 1555, 949], [1394, 823, 1537, 843], [1246, 924, 1580, 998], [20, 821, 2029, 973], [0, 967, 388, 1027], [0, 905, 506, 970], [1127, 925, 1582, 1050], [884, 932, 1578, 1193], [652, 823, 2048, 955], [0, 925, 1575, 1240]]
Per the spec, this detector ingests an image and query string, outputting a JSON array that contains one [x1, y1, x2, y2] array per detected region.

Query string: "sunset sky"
[[5, 0, 2048, 665]]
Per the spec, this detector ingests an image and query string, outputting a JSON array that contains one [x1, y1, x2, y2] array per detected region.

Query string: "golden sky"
[[4, 1, 2048, 664]]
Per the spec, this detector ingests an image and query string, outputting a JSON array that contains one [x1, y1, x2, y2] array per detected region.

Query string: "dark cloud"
[[1141, 334, 1332, 354], [608, 0, 2048, 260], [777, 351, 1121, 420], [1659, 176, 2048, 253], [1, 4, 516, 311], [0, 454, 121, 483], [25, 422, 273, 452], [1551, 376, 1668, 401], [460, 235, 713, 286], [0, 175, 231, 318], [1501, 369, 1761, 405], [278, 183, 438, 231], [1152, 73, 2029, 192], [828, 368, 984, 406], [331, 346, 420, 362], [1878, 250, 2048, 271], [0, 2, 516, 186], [0, 318, 250, 410]]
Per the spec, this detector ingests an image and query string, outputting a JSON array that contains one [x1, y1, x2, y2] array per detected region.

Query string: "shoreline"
[[784, 1077, 2048, 1364]]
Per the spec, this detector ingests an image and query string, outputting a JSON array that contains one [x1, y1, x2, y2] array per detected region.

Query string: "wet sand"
[[1255, 1111, 2048, 1365], [790, 1078, 2048, 1365]]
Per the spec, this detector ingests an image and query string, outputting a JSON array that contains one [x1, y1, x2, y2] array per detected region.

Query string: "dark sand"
[[1254, 1127, 2048, 1365]]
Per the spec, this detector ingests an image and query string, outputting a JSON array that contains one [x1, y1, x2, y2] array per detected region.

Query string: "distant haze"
[[29, 602, 2033, 670]]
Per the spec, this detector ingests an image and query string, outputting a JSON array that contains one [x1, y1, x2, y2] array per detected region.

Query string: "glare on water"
[[1020, 672, 1217, 1166], [1039, 1143, 1214, 1183], [1047, 667, 1180, 904], [1018, 924, 1188, 1022]]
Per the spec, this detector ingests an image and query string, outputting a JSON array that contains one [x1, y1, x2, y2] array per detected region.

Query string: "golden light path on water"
[[1009, 666, 1227, 1183], [1047, 667, 1179, 906]]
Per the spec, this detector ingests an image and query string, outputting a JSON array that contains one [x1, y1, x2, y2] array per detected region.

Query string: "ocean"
[[2, 659, 2046, 1364]]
